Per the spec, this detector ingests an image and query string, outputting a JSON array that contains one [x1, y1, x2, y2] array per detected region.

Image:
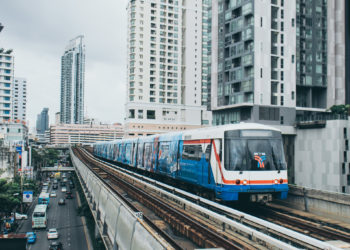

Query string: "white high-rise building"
[[125, 0, 211, 137], [12, 77, 27, 122], [60, 35, 85, 124], [0, 48, 14, 123]]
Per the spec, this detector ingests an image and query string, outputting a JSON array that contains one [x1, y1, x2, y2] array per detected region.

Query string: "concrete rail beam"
[[70, 149, 165, 250], [285, 185, 350, 223]]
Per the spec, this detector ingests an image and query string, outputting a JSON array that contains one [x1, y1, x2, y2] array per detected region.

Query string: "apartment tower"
[[0, 48, 14, 123], [12, 77, 27, 122], [60, 35, 85, 124], [125, 0, 211, 137], [209, 0, 296, 126]]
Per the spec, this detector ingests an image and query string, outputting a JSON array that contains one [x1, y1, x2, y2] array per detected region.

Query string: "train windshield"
[[224, 138, 287, 171]]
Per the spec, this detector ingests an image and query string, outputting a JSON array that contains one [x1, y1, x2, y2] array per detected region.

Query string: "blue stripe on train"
[[215, 184, 289, 201]]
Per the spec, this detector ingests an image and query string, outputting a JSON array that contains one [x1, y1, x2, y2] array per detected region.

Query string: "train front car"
[[217, 124, 288, 203]]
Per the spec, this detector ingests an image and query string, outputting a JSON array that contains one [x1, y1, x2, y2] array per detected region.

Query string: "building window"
[[147, 110, 155, 119], [138, 110, 143, 119], [344, 128, 347, 139], [260, 68, 263, 78], [280, 116, 284, 125], [129, 109, 135, 119], [342, 163, 346, 174]]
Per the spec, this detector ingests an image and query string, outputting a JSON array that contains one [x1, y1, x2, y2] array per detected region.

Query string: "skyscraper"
[[343, 0, 350, 104], [0, 48, 14, 123], [125, 0, 211, 137], [207, 0, 347, 126], [210, 0, 296, 126], [60, 35, 85, 124], [12, 77, 27, 122], [36, 108, 49, 135], [296, 0, 328, 111]]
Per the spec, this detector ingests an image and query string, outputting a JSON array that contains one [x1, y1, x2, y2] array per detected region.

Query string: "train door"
[[212, 139, 223, 187], [202, 142, 212, 187], [151, 139, 159, 172], [131, 140, 138, 167], [136, 143, 144, 169]]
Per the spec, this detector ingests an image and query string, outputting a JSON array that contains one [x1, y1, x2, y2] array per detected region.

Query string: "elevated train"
[[93, 123, 288, 202]]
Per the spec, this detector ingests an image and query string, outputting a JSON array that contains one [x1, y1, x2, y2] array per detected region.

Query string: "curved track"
[[73, 147, 252, 250]]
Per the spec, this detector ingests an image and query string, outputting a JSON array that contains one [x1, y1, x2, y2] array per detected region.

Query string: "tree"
[[0, 179, 21, 215], [328, 104, 350, 115]]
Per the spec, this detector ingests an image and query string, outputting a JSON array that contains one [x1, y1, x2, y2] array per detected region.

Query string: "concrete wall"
[[295, 119, 350, 193], [71, 149, 165, 250], [281, 185, 350, 223]]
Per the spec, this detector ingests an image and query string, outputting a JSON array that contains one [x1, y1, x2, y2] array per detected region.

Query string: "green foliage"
[[0, 179, 21, 214], [0, 177, 39, 214], [328, 104, 350, 115], [32, 148, 60, 169]]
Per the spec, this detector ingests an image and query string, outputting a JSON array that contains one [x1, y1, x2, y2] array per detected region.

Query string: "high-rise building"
[[208, 0, 347, 127], [36, 108, 49, 135], [125, 0, 211, 137], [60, 35, 85, 124], [55, 112, 60, 125], [210, 0, 296, 126], [345, 0, 350, 104], [296, 0, 327, 109], [0, 48, 14, 123], [325, 0, 346, 108], [12, 77, 27, 122]]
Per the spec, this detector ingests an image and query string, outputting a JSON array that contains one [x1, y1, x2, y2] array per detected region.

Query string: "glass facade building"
[[60, 36, 85, 124]]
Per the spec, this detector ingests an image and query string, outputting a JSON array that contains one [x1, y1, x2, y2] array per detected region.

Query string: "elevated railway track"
[[72, 146, 346, 249]]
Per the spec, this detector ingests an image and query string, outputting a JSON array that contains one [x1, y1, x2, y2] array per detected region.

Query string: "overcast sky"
[[0, 0, 128, 131]]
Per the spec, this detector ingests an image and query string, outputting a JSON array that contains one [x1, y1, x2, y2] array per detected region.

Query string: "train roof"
[[94, 123, 281, 146]]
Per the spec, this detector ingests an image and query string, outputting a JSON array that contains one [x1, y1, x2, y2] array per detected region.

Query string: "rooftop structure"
[[50, 123, 124, 145]]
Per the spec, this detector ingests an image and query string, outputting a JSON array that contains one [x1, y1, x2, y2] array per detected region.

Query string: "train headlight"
[[279, 178, 283, 184], [274, 179, 278, 184], [243, 179, 248, 185], [235, 179, 241, 185]]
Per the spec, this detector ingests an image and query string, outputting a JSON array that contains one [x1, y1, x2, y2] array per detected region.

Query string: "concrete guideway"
[[283, 185, 350, 223], [70, 149, 167, 250], [71, 148, 343, 250]]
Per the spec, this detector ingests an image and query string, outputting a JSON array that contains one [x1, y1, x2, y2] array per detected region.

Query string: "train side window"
[[182, 144, 201, 161], [137, 143, 144, 167], [125, 143, 132, 160], [159, 143, 170, 160], [144, 143, 152, 166]]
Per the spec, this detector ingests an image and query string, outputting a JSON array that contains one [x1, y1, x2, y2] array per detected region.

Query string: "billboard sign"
[[23, 191, 33, 203]]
